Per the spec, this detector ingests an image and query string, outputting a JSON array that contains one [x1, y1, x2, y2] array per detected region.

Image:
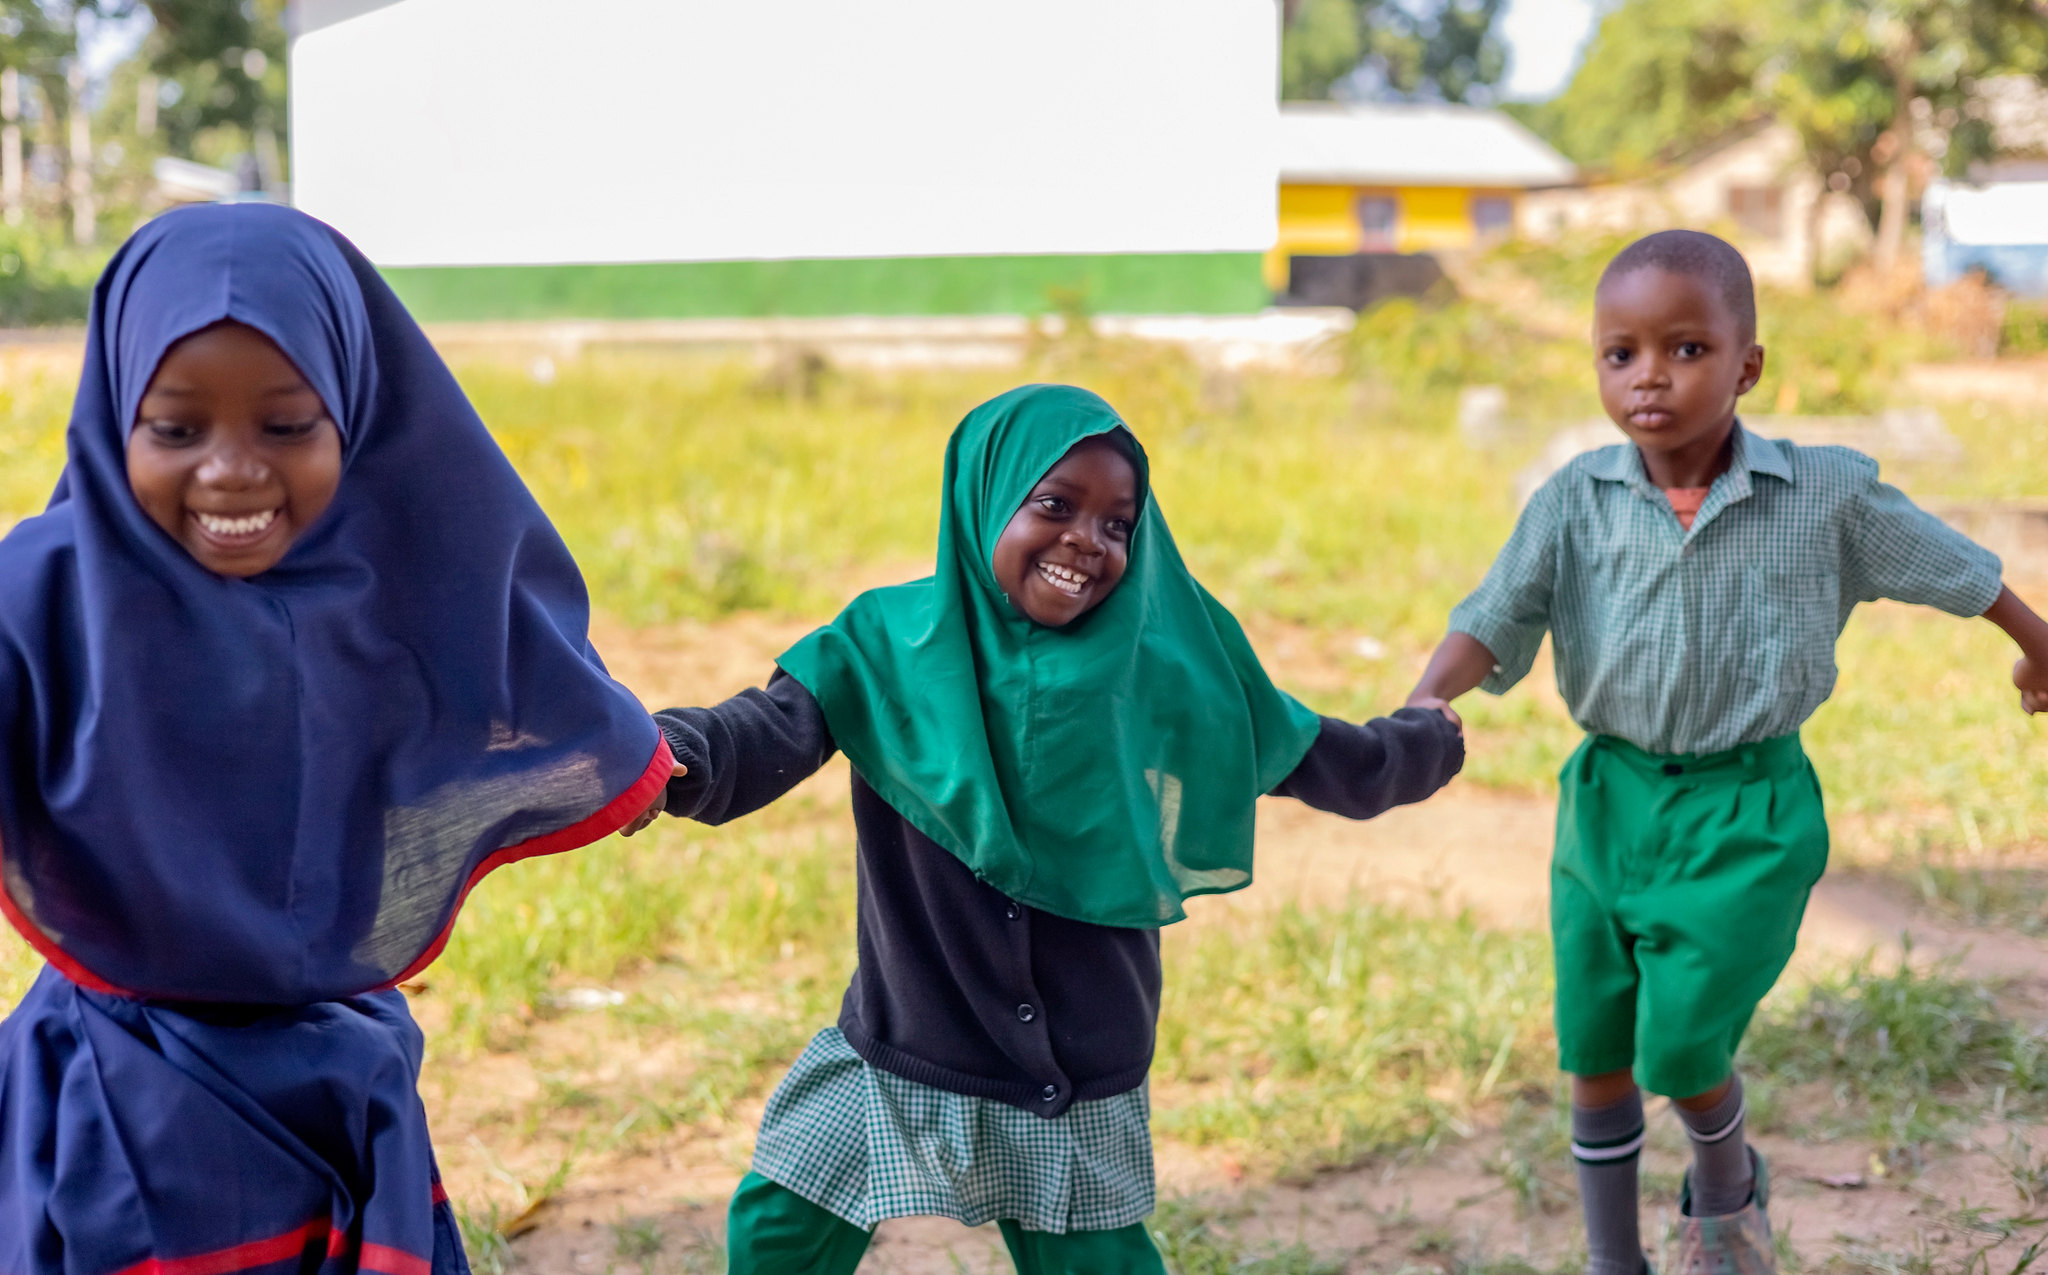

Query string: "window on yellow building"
[[1472, 196, 1513, 240], [1356, 195, 1398, 251]]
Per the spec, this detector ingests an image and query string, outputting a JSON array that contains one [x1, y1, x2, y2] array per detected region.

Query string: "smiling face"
[[990, 435, 1140, 627], [1594, 266, 1765, 473], [125, 321, 343, 577]]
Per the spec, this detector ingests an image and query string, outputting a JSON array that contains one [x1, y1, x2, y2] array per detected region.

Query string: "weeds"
[[1903, 855, 2048, 935], [1821, 1204, 2047, 1274], [1744, 953, 2048, 1151], [1995, 1128, 2048, 1208], [1488, 1091, 1575, 1216], [1155, 901, 1554, 1176], [1150, 1198, 1343, 1274], [454, 1201, 516, 1275], [612, 1215, 664, 1268]]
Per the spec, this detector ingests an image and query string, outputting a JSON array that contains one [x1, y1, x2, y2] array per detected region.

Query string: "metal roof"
[[1277, 101, 1577, 189]]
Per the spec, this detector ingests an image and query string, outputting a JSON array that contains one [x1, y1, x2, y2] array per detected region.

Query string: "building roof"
[[1277, 101, 1577, 189]]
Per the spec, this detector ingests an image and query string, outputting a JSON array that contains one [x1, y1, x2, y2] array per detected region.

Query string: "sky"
[[1499, 0, 1602, 101]]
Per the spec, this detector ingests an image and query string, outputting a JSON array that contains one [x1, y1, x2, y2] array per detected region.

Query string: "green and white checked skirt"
[[750, 1027, 1155, 1234]]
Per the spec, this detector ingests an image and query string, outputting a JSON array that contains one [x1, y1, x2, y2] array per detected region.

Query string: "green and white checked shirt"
[[1450, 424, 2002, 756]]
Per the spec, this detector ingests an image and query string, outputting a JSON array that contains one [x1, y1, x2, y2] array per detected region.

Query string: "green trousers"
[[725, 1171, 1166, 1274]]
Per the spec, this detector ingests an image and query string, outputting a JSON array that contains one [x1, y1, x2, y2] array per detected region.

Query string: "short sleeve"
[[1448, 476, 1562, 694], [1843, 468, 2002, 617]]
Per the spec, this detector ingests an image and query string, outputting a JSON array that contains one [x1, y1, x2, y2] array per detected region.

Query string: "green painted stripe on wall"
[[380, 252, 1271, 320]]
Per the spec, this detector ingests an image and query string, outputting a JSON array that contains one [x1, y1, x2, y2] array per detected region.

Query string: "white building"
[[288, 0, 1283, 320]]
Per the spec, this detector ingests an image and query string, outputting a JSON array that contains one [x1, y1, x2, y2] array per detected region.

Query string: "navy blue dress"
[[0, 206, 664, 1274]]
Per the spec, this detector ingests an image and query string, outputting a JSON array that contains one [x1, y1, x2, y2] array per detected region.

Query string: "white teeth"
[[194, 509, 279, 538], [1035, 562, 1089, 595]]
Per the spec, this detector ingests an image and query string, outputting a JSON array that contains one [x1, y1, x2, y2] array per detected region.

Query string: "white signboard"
[[291, 0, 1280, 267]]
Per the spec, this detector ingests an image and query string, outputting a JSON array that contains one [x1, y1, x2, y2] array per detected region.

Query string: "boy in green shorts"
[[1407, 229, 2048, 1274]]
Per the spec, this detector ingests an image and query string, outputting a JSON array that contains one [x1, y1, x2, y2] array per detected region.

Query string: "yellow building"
[[1270, 102, 1577, 293]]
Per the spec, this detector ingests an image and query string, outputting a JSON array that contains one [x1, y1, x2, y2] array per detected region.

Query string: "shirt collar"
[[1586, 420, 1793, 493]]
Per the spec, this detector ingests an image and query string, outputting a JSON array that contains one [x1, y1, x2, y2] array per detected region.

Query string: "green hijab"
[[777, 384, 1322, 928]]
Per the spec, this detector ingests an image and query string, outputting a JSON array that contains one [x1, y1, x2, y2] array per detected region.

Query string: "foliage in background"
[[1279, 0, 1508, 103], [2003, 298, 2048, 356], [138, 0, 287, 170], [1761, 0, 2048, 268], [0, 218, 98, 323], [1519, 0, 2048, 278], [0, 0, 289, 322], [1517, 0, 1766, 174]]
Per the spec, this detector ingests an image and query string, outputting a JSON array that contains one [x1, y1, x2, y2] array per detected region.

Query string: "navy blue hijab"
[[0, 204, 667, 1003]]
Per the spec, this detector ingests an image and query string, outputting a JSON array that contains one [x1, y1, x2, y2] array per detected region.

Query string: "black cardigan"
[[654, 672, 1462, 1117]]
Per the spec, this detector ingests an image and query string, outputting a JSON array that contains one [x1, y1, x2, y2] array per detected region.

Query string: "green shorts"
[[1551, 733, 1829, 1098]]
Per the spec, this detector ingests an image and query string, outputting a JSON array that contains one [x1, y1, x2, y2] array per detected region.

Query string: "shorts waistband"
[[1585, 733, 1805, 780]]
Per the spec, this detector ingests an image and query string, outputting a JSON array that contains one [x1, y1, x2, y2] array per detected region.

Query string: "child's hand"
[[621, 763, 689, 837], [1405, 693, 1463, 732], [2014, 656, 2048, 715]]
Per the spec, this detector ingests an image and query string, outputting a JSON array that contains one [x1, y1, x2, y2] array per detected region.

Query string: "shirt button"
[[1006, 902, 1021, 920], [1041, 1084, 1058, 1102], [1017, 1003, 1036, 1022]]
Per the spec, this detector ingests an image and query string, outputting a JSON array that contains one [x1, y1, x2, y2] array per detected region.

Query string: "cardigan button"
[[1041, 1084, 1058, 1102], [1017, 1003, 1036, 1023], [1662, 762, 1684, 776], [1006, 902, 1022, 920]]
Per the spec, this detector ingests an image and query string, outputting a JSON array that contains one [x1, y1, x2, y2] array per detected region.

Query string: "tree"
[[1281, 0, 1508, 103], [1517, 0, 1767, 172], [1761, 0, 2048, 270], [138, 0, 287, 186], [0, 1, 113, 242]]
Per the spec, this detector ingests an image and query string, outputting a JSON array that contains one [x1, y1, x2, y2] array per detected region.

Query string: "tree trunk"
[[1872, 43, 1917, 273], [1, 68, 20, 228], [1804, 174, 1830, 286], [66, 60, 94, 247], [255, 123, 284, 195]]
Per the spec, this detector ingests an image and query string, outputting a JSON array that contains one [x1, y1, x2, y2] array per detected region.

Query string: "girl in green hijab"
[[634, 385, 1463, 1273]]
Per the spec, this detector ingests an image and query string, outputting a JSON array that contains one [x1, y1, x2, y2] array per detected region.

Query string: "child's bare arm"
[[1982, 584, 2048, 715], [1404, 631, 1500, 717]]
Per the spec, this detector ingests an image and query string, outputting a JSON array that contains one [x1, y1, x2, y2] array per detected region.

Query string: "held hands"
[[2014, 656, 2048, 716], [1405, 693, 1463, 733], [621, 762, 689, 837]]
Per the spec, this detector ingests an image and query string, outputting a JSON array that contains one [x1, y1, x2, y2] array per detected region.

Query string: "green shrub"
[[2001, 300, 2048, 357], [0, 223, 107, 327]]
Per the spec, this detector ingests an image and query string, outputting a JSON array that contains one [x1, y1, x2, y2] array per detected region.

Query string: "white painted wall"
[[290, 0, 1280, 267]]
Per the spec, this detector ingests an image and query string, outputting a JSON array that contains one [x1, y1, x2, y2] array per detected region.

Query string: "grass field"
[[1, 268, 2046, 1267]]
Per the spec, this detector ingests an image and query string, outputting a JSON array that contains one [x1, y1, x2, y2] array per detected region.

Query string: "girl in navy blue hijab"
[[0, 204, 673, 1274]]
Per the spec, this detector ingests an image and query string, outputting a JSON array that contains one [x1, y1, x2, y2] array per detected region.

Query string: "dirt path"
[[464, 616, 2048, 1272]]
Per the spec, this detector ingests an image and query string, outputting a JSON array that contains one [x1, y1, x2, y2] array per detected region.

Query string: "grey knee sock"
[[1572, 1090, 1645, 1275], [1677, 1075, 1754, 1217]]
